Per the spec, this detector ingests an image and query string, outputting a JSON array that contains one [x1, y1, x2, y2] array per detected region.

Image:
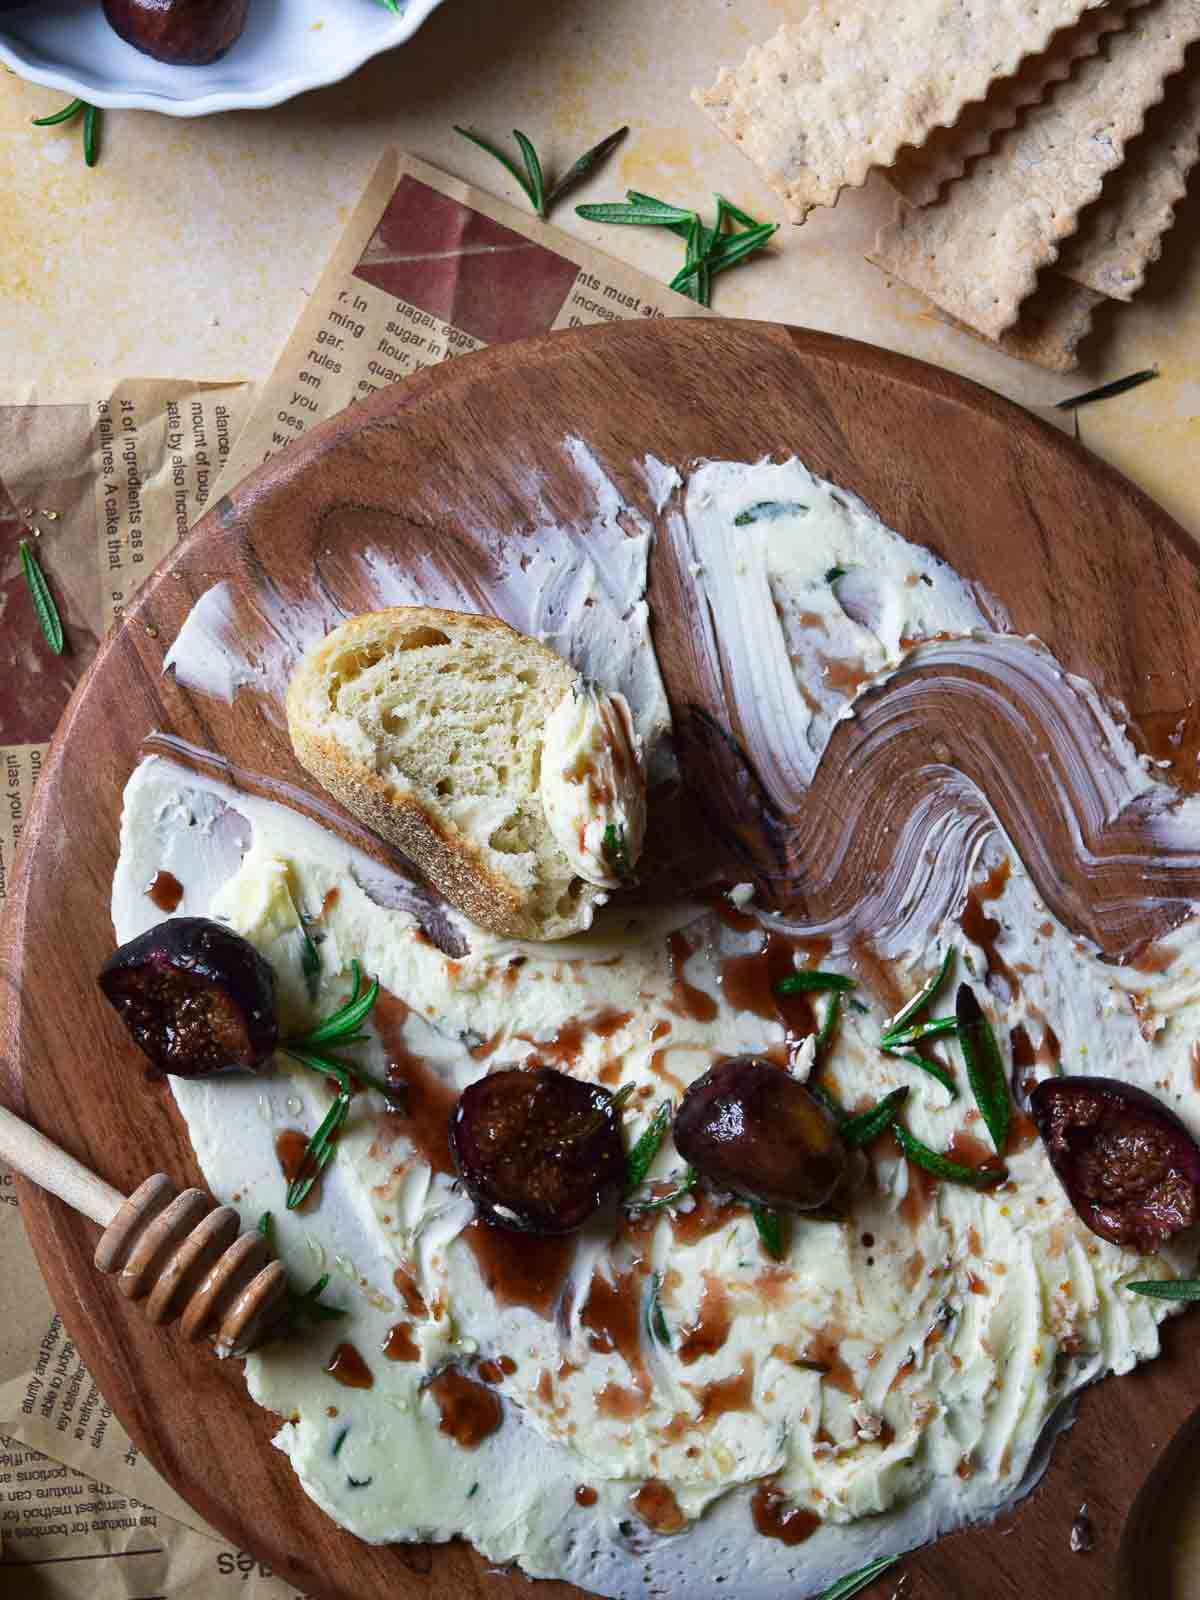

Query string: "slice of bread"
[[286, 606, 604, 941]]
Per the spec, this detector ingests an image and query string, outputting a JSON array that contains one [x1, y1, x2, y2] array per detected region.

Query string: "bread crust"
[[286, 606, 597, 941]]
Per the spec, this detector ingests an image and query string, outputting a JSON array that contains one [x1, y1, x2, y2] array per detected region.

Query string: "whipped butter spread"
[[540, 684, 647, 888], [118, 453, 1200, 1598]]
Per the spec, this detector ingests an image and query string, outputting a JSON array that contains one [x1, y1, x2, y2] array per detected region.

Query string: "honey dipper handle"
[[0, 1102, 125, 1228]]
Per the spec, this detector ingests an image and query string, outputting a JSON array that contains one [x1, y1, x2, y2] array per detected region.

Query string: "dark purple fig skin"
[[103, 0, 249, 65], [99, 917, 277, 1078], [1030, 1075, 1200, 1252], [450, 1067, 627, 1235], [674, 1055, 847, 1212]]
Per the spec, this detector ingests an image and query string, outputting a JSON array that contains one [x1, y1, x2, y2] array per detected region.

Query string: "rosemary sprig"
[[776, 969, 855, 994], [645, 1269, 671, 1346], [280, 961, 400, 1104], [31, 99, 100, 167], [19, 541, 64, 654], [578, 187, 777, 308], [891, 1121, 1006, 1188], [1056, 367, 1158, 411], [955, 983, 1010, 1156], [750, 1201, 784, 1259], [841, 1087, 909, 1149], [286, 1089, 350, 1210], [669, 221, 778, 292], [816, 1557, 900, 1600], [455, 125, 627, 220], [1126, 1279, 1200, 1301], [626, 1101, 672, 1189], [300, 960, 379, 1045]]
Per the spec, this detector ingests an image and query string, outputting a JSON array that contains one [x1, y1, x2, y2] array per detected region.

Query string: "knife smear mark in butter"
[[128, 449, 1200, 1598]]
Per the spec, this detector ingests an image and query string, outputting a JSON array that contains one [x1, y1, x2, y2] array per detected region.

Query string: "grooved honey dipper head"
[[94, 1174, 288, 1357]]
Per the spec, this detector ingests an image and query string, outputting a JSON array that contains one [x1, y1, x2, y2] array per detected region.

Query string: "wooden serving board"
[[3, 319, 1200, 1600]]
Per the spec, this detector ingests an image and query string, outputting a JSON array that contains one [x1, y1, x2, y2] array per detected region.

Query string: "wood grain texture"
[[3, 318, 1200, 1600]]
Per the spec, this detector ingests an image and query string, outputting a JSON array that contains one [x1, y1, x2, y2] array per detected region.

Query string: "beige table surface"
[[3, 1, 1200, 1593]]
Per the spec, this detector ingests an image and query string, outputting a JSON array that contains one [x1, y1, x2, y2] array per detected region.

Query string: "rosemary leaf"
[[603, 822, 634, 880], [1126, 1279, 1200, 1301], [841, 1087, 910, 1149], [626, 1101, 672, 1190], [512, 129, 546, 218], [1056, 367, 1158, 411], [454, 125, 539, 211], [298, 915, 321, 1002], [626, 1165, 698, 1213], [825, 566, 846, 582], [817, 991, 842, 1051], [714, 193, 762, 231], [892, 1121, 1006, 1188], [775, 969, 855, 994], [19, 541, 64, 654], [955, 983, 1010, 1155], [808, 1079, 845, 1123], [884, 1046, 958, 1100], [286, 1090, 350, 1210], [257, 1210, 273, 1245], [880, 1014, 958, 1049], [82, 103, 99, 168], [294, 1271, 346, 1321], [884, 947, 954, 1037], [577, 199, 697, 226], [31, 98, 85, 127], [734, 500, 809, 526], [750, 1201, 784, 1259], [816, 1556, 900, 1600], [645, 1269, 671, 1346], [544, 126, 628, 208], [332, 1426, 350, 1456], [625, 188, 695, 239]]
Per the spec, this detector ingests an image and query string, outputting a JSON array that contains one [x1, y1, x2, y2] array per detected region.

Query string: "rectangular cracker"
[[694, 0, 1109, 222], [1057, 62, 1200, 299], [887, 0, 1148, 208], [869, 0, 1200, 339], [940, 275, 1106, 370]]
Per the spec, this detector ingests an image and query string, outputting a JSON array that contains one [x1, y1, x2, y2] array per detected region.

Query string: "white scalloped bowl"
[[0, 0, 446, 115]]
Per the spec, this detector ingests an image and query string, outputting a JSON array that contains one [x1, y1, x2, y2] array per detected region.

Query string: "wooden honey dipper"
[[0, 1101, 288, 1355]]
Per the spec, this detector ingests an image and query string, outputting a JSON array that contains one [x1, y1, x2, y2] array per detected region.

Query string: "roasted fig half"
[[1030, 1075, 1200, 1252], [99, 917, 277, 1077], [674, 1055, 846, 1212], [450, 1066, 627, 1234], [103, 0, 250, 65]]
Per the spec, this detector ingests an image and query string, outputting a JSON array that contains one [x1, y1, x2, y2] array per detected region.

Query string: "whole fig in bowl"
[[1030, 1075, 1200, 1252], [103, 0, 250, 65]]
